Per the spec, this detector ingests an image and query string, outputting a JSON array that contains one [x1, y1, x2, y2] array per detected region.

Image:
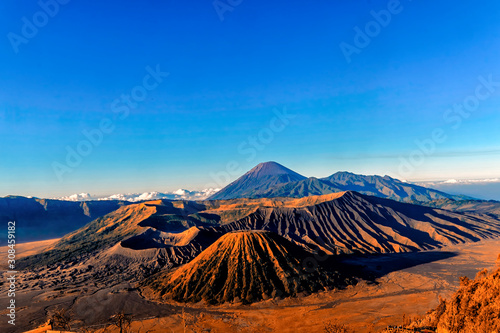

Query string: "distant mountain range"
[[0, 162, 488, 245], [0, 189, 219, 244], [209, 161, 468, 202], [18, 190, 500, 308], [0, 196, 132, 244], [21, 192, 500, 273]]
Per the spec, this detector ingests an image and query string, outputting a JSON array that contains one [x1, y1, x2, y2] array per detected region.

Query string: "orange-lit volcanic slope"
[[220, 191, 500, 254], [20, 192, 500, 281], [17, 200, 220, 275], [142, 230, 353, 304], [412, 261, 500, 332]]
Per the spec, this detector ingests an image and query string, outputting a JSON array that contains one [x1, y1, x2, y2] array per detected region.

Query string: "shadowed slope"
[[321, 172, 460, 201], [220, 191, 500, 254], [143, 231, 353, 304], [208, 163, 466, 202], [412, 197, 500, 218], [251, 177, 343, 198], [248, 172, 463, 202], [19, 191, 500, 286], [21, 191, 500, 270], [208, 162, 307, 200], [17, 200, 218, 269], [18, 203, 158, 268], [19, 195, 345, 270], [0, 196, 131, 244]]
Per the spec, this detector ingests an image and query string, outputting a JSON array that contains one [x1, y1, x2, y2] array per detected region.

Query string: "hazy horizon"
[[2, 160, 500, 201]]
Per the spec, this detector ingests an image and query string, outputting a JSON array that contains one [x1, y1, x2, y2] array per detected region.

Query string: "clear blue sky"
[[1, 0, 500, 197]]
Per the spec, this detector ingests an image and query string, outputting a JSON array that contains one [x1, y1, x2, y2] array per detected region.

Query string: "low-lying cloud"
[[54, 188, 220, 202]]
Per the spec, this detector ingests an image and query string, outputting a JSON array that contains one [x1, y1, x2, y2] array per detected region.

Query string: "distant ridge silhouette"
[[209, 162, 467, 202]]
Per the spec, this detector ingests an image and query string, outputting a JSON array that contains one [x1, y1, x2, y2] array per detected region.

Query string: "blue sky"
[[1, 0, 500, 198]]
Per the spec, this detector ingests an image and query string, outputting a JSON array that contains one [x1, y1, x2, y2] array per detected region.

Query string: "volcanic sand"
[[2, 237, 499, 332], [0, 238, 59, 263], [128, 238, 499, 333]]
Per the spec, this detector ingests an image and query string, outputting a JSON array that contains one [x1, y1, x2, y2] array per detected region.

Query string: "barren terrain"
[[0, 238, 59, 266], [1, 238, 499, 332], [3, 192, 500, 332]]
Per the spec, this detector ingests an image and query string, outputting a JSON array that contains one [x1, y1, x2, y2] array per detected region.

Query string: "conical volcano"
[[142, 230, 352, 304], [208, 162, 307, 200]]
